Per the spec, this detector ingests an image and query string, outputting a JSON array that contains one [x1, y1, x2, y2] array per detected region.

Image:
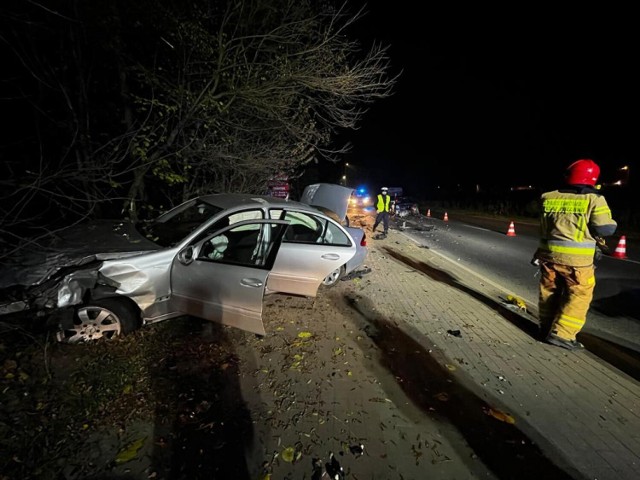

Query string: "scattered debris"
[[311, 457, 323, 480], [349, 443, 365, 457], [342, 266, 372, 281], [325, 452, 345, 480], [505, 295, 527, 312], [446, 329, 462, 337], [484, 407, 516, 424]]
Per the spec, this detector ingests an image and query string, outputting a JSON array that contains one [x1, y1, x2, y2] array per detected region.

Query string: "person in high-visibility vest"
[[532, 159, 617, 351], [372, 186, 391, 237]]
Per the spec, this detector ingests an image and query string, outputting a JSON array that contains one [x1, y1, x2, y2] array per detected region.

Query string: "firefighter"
[[372, 186, 391, 237], [532, 159, 617, 350]]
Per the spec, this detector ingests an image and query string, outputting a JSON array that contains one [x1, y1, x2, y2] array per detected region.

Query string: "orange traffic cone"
[[612, 236, 628, 259], [443, 212, 448, 222], [426, 209, 431, 217], [506, 221, 516, 237]]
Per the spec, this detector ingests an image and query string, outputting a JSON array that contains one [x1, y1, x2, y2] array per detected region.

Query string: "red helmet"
[[565, 159, 600, 186]]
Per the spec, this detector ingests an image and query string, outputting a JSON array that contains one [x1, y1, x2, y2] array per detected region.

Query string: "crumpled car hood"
[[1, 220, 160, 289]]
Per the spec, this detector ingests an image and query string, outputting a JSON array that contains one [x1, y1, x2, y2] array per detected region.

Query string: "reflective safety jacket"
[[376, 194, 391, 213], [534, 185, 617, 267]]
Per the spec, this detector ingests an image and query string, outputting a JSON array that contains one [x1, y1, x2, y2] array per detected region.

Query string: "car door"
[[267, 209, 356, 297], [170, 219, 288, 336]]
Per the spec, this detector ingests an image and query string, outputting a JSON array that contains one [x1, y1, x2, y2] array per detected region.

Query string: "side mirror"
[[177, 246, 194, 265]]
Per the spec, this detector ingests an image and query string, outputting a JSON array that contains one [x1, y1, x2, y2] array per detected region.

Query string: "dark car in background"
[[392, 196, 419, 217]]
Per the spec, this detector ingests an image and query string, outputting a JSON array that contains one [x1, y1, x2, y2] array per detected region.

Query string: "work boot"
[[545, 333, 584, 351]]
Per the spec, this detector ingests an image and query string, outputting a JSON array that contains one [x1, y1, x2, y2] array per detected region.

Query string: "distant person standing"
[[372, 186, 391, 237], [532, 159, 617, 351]]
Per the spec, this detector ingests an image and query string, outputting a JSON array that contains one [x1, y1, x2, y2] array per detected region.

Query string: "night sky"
[[338, 3, 639, 196]]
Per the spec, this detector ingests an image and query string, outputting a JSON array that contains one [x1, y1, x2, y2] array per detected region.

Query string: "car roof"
[[198, 193, 319, 214], [198, 183, 354, 221]]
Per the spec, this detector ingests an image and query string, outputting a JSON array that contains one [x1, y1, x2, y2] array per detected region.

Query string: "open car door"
[[170, 219, 288, 336]]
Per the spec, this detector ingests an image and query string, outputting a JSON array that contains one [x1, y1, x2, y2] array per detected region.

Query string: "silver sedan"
[[0, 184, 368, 343]]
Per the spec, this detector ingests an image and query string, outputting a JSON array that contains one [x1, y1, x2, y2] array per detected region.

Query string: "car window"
[[282, 211, 322, 244], [192, 209, 263, 243], [198, 222, 272, 267], [321, 220, 351, 246], [200, 233, 229, 260], [142, 200, 223, 247], [228, 210, 263, 229], [271, 209, 351, 246]]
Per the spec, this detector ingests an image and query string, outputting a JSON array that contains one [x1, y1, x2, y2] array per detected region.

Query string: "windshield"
[[140, 199, 223, 247]]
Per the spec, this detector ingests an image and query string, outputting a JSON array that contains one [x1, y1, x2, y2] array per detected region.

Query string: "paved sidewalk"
[[356, 218, 640, 480]]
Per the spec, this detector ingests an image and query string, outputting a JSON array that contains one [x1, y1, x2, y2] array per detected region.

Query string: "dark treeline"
[[0, 0, 398, 256]]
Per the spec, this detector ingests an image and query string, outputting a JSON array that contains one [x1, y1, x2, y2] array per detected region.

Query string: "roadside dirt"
[[0, 212, 503, 480], [2, 214, 435, 479], [1, 283, 489, 480]]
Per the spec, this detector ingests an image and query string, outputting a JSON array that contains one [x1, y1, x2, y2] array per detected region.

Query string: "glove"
[[594, 237, 608, 262]]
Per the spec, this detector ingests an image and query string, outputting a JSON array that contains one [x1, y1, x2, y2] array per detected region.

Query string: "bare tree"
[[0, 1, 126, 255], [105, 0, 398, 219], [1, 0, 398, 249]]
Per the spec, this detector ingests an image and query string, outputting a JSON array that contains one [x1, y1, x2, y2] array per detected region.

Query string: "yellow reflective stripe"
[[593, 206, 611, 216], [545, 244, 595, 256], [543, 198, 589, 213], [558, 314, 585, 329], [574, 216, 586, 242]]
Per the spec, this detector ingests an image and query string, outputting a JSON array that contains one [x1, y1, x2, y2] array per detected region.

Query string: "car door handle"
[[241, 278, 264, 288], [321, 253, 340, 261]]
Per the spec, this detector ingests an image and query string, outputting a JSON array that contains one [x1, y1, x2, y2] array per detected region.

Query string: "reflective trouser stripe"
[[538, 262, 595, 340], [558, 314, 586, 331]]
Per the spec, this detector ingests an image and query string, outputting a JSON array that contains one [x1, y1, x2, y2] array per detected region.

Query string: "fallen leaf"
[[282, 446, 295, 462], [298, 332, 312, 338], [484, 407, 515, 424], [434, 392, 449, 402], [115, 437, 147, 464]]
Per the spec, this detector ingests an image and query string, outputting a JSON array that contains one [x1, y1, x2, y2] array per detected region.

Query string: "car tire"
[[57, 298, 140, 344], [321, 265, 346, 288]]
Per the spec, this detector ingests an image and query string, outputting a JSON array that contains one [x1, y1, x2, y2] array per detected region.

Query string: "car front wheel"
[[321, 265, 346, 288], [57, 298, 140, 344]]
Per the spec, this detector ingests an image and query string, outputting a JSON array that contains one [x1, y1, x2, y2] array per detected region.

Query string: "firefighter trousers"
[[537, 262, 596, 341]]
